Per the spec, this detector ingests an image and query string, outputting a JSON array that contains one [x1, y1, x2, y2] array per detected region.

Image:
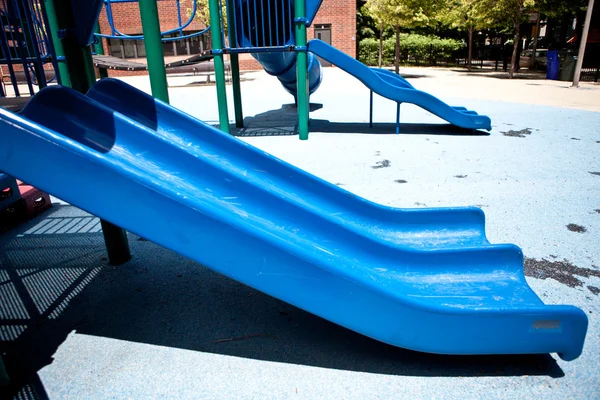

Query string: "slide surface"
[[308, 39, 493, 131], [0, 81, 586, 360]]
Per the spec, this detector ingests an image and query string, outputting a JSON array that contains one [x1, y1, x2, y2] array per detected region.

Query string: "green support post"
[[139, 0, 170, 103], [208, 0, 230, 133], [230, 54, 243, 127], [42, 0, 70, 87], [294, 0, 309, 140], [225, 0, 243, 128], [47, 0, 131, 266], [93, 22, 109, 79]]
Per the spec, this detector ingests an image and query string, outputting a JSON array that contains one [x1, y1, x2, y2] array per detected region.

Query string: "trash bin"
[[559, 50, 578, 81], [546, 50, 559, 80]]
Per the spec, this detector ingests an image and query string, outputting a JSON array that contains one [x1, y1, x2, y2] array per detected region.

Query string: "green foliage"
[[358, 34, 464, 65], [535, 0, 588, 18], [357, 5, 378, 42], [436, 0, 494, 32], [188, 0, 227, 34], [364, 0, 443, 31], [484, 0, 536, 29], [364, 0, 389, 28]]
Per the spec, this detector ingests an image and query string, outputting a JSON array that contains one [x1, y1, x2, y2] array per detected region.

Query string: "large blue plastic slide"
[[0, 81, 587, 360], [307, 39, 492, 131]]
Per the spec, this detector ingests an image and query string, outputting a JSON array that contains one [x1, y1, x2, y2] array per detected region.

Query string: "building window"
[[108, 38, 145, 59], [108, 31, 210, 59]]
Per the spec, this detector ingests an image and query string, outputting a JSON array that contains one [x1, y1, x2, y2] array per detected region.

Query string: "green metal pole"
[[48, 0, 132, 266], [225, 0, 243, 128], [294, 0, 309, 140], [93, 22, 109, 79], [230, 54, 243, 127], [42, 0, 71, 87], [138, 0, 170, 103], [208, 0, 230, 133]]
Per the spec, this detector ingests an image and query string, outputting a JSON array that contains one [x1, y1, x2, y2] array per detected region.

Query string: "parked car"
[[519, 49, 549, 70]]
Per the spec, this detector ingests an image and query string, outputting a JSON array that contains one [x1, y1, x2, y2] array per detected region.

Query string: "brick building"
[[97, 0, 356, 72]]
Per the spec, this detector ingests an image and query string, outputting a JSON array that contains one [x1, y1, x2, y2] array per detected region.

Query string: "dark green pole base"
[[230, 54, 244, 128], [101, 220, 131, 265]]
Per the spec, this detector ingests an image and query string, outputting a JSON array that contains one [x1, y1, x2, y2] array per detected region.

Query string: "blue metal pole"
[[395, 103, 401, 134], [369, 90, 373, 128], [36, 0, 62, 85], [0, 7, 21, 96], [176, 0, 183, 35], [9, 0, 35, 95], [22, 0, 48, 88]]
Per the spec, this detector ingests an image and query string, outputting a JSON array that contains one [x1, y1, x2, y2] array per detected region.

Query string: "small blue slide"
[[307, 39, 492, 131], [0, 80, 586, 360]]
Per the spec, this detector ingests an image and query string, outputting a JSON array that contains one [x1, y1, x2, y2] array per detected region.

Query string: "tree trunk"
[[378, 22, 383, 68], [531, 12, 540, 68], [509, 10, 522, 78], [395, 25, 400, 74], [467, 28, 473, 72]]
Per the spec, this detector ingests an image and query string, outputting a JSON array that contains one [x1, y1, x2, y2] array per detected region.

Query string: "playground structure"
[[0, 0, 588, 362], [0, 0, 492, 133], [107, 0, 492, 137], [212, 0, 491, 134]]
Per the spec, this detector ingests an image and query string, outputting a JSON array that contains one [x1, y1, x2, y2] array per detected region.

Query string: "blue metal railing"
[[223, 0, 294, 52], [0, 0, 56, 97], [98, 0, 210, 42]]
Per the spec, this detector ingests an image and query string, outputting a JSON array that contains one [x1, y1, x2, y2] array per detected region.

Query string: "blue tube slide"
[[234, 0, 322, 96]]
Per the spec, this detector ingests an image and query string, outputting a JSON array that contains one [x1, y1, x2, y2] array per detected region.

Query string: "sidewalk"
[[397, 66, 600, 112]]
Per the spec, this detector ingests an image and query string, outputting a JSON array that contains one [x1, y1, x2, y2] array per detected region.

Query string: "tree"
[[357, 5, 377, 42], [388, 0, 443, 74], [188, 0, 228, 42], [364, 0, 388, 67], [367, 0, 441, 73], [486, 0, 536, 78], [536, 0, 588, 17], [438, 0, 493, 71]]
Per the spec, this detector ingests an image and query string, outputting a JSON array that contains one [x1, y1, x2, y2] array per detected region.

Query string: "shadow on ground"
[[342, 67, 430, 80], [310, 120, 489, 136], [452, 69, 547, 80], [168, 75, 254, 88], [235, 104, 489, 137], [0, 206, 565, 398]]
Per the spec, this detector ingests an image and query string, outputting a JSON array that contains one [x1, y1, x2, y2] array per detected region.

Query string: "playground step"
[[0, 180, 52, 228], [0, 173, 20, 210]]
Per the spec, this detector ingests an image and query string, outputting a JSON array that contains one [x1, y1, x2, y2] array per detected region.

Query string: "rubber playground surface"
[[1, 67, 599, 399]]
